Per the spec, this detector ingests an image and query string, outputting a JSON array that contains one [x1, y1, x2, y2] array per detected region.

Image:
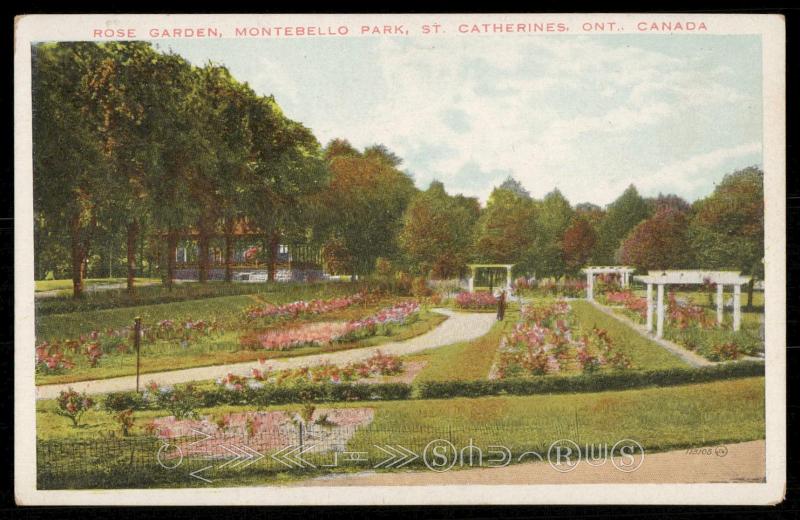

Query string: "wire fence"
[[36, 420, 601, 489]]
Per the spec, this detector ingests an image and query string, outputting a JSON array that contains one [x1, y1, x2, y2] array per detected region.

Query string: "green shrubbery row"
[[104, 382, 413, 413], [36, 281, 368, 316], [416, 361, 764, 399], [103, 361, 763, 414]]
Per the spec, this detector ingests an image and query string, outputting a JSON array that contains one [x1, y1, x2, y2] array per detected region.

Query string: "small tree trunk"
[[126, 219, 139, 295], [224, 232, 233, 283], [70, 215, 86, 299], [165, 230, 178, 291], [747, 277, 755, 310], [268, 232, 279, 282], [198, 233, 210, 284]]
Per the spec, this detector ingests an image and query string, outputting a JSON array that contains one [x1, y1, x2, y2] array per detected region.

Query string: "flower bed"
[[244, 293, 365, 320], [601, 290, 648, 322], [454, 291, 497, 310], [217, 351, 404, 390], [149, 408, 376, 458], [602, 290, 763, 362], [246, 301, 420, 351], [35, 318, 224, 374], [493, 300, 632, 378]]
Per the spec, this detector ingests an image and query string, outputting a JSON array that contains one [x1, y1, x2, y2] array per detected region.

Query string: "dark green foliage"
[[417, 361, 764, 399]]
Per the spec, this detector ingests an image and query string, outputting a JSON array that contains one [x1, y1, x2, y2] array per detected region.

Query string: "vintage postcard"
[[14, 13, 786, 505]]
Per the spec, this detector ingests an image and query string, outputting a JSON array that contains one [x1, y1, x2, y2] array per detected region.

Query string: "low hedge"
[[102, 361, 764, 413], [416, 361, 765, 399], [103, 381, 412, 413]]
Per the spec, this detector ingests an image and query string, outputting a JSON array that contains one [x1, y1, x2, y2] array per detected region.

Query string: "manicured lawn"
[[35, 283, 364, 341], [35, 306, 447, 385], [36, 376, 765, 444], [36, 377, 765, 488], [569, 300, 689, 370], [35, 277, 161, 293], [35, 280, 366, 316], [409, 309, 517, 383]]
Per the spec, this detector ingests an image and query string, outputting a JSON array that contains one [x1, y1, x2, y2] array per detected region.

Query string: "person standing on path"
[[497, 290, 506, 321]]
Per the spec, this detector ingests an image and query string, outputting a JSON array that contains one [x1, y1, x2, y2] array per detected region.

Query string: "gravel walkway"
[[295, 440, 765, 486], [36, 308, 497, 399]]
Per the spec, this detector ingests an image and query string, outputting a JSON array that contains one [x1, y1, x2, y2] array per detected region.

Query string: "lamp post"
[[134, 316, 142, 393]]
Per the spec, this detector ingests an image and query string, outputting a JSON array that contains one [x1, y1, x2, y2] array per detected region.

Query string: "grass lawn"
[[35, 280, 368, 316], [35, 277, 162, 293], [569, 300, 689, 370], [409, 309, 517, 383], [35, 305, 447, 385], [36, 283, 365, 341], [36, 376, 765, 488]]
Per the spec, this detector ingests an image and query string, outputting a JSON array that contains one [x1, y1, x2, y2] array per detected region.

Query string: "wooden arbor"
[[581, 266, 636, 301], [467, 264, 514, 293], [633, 270, 752, 339]]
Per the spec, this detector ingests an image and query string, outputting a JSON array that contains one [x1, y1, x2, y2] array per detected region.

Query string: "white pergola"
[[581, 266, 636, 301], [634, 270, 751, 339], [467, 264, 513, 293]]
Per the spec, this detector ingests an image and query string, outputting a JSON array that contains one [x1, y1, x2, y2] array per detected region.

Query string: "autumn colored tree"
[[473, 185, 537, 273], [314, 141, 416, 276], [647, 193, 691, 214], [399, 181, 479, 279], [619, 207, 691, 270], [561, 216, 597, 274], [594, 185, 651, 265], [688, 166, 764, 308]]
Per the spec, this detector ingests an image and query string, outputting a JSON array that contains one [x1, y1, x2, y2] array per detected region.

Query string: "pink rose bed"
[[151, 408, 375, 458]]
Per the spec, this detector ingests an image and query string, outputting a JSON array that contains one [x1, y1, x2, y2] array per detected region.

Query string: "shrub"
[[417, 361, 765, 399], [411, 276, 432, 297], [114, 409, 135, 436], [103, 391, 148, 412], [143, 382, 202, 419], [56, 389, 95, 427]]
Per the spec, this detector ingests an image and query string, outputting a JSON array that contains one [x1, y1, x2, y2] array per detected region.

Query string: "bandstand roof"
[[634, 270, 751, 285], [581, 265, 635, 274]]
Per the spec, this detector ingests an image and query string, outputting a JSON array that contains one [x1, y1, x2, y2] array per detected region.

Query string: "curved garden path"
[[36, 308, 498, 399]]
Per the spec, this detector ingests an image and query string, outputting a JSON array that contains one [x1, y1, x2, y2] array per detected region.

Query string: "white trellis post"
[[716, 283, 724, 325], [733, 284, 742, 331], [646, 283, 654, 332], [506, 266, 512, 291], [468, 266, 475, 292], [586, 271, 594, 300], [656, 284, 665, 339]]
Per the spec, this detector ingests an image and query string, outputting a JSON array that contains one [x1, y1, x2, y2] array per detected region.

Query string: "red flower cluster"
[[245, 293, 365, 320], [667, 292, 714, 330], [604, 290, 648, 321], [218, 351, 404, 389], [455, 291, 497, 309]]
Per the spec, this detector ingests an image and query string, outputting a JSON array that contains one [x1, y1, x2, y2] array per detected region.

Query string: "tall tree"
[[688, 166, 764, 308], [619, 207, 691, 270], [32, 43, 110, 298], [399, 181, 479, 279], [561, 216, 597, 275], [530, 189, 574, 279], [594, 184, 651, 264], [473, 185, 537, 274], [315, 141, 416, 276], [498, 176, 531, 200], [647, 193, 691, 214], [84, 42, 171, 294]]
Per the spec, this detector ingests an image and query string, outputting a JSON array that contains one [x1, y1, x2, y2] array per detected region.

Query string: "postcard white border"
[[13, 13, 786, 506]]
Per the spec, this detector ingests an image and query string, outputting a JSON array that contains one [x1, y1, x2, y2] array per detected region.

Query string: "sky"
[[153, 34, 762, 206]]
